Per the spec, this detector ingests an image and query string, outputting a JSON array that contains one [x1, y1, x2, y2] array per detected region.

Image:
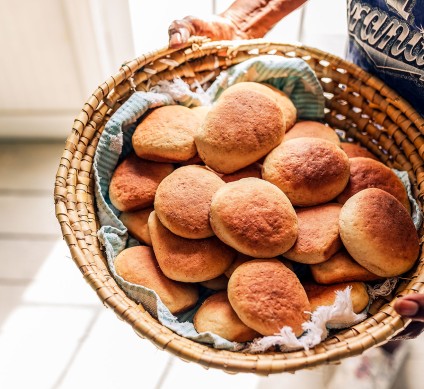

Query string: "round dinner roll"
[[114, 246, 198, 315], [148, 212, 235, 282], [219, 82, 297, 130], [132, 105, 202, 163], [109, 153, 174, 212], [228, 259, 311, 336], [262, 137, 350, 206], [303, 281, 369, 313], [340, 142, 379, 160], [336, 157, 411, 213], [193, 291, 260, 342], [310, 248, 382, 284], [221, 163, 262, 183], [283, 121, 340, 145], [224, 253, 254, 278], [199, 274, 228, 291], [119, 207, 153, 245], [210, 178, 298, 258], [191, 105, 211, 121], [339, 188, 420, 277], [284, 204, 343, 264], [195, 86, 285, 173], [154, 165, 225, 239]]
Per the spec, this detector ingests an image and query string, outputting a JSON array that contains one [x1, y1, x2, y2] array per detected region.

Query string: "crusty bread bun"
[[191, 105, 211, 121], [303, 281, 369, 314], [195, 86, 285, 173], [227, 259, 311, 336], [339, 188, 420, 277], [337, 157, 410, 213], [221, 163, 262, 183], [114, 245, 198, 315], [193, 291, 259, 342], [109, 153, 174, 212], [284, 121, 340, 145], [224, 253, 255, 278], [284, 203, 343, 264], [148, 212, 235, 282], [262, 137, 350, 206], [210, 178, 298, 258], [119, 207, 153, 245], [340, 142, 379, 160], [310, 249, 382, 284], [154, 165, 225, 239], [219, 82, 297, 130], [199, 274, 228, 291], [132, 105, 202, 163]]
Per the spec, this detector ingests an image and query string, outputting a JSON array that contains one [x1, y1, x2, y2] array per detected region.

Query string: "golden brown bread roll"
[[336, 157, 411, 213], [303, 281, 369, 314], [284, 203, 343, 264], [284, 121, 340, 145], [114, 246, 198, 315], [227, 259, 311, 336], [340, 142, 379, 160], [132, 105, 202, 163], [262, 137, 350, 206], [154, 165, 225, 239], [199, 275, 228, 291], [339, 188, 420, 277], [191, 105, 211, 121], [193, 291, 260, 342], [219, 82, 297, 130], [148, 212, 235, 282], [224, 252, 255, 278], [310, 249, 382, 284], [221, 163, 262, 183], [195, 86, 285, 173], [210, 178, 298, 258], [119, 207, 153, 245], [109, 153, 174, 212]]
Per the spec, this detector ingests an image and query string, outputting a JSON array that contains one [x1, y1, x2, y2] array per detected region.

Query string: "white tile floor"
[[1, 141, 424, 389]]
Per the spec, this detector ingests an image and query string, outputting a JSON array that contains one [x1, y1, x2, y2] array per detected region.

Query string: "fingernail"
[[170, 33, 182, 48]]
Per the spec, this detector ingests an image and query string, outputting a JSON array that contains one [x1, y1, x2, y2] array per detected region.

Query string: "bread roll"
[[148, 212, 235, 282], [195, 86, 285, 173], [219, 82, 297, 130], [154, 165, 225, 239], [114, 246, 198, 315], [109, 153, 174, 212], [336, 157, 410, 213], [221, 163, 262, 183], [340, 142, 379, 160], [303, 281, 369, 314], [284, 121, 340, 145], [310, 249, 382, 284], [132, 105, 201, 163], [262, 137, 350, 206], [210, 178, 298, 258], [199, 275, 228, 291], [227, 259, 311, 336], [284, 203, 343, 264], [193, 291, 259, 342], [119, 207, 153, 245], [224, 252, 254, 278], [339, 188, 419, 277]]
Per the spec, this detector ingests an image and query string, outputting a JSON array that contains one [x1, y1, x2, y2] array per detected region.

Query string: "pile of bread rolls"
[[109, 82, 420, 343]]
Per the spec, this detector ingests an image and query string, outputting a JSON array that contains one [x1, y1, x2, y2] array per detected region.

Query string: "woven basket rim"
[[54, 38, 424, 374]]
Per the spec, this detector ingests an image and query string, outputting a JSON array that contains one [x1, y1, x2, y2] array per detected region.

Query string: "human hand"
[[390, 294, 424, 340], [168, 15, 246, 49]]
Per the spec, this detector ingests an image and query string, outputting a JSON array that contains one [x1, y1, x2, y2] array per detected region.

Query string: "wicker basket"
[[54, 38, 424, 374]]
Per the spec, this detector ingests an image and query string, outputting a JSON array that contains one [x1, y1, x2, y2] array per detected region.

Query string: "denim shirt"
[[346, 0, 424, 116]]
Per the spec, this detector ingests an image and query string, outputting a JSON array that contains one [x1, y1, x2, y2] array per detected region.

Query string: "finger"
[[394, 296, 424, 322], [168, 20, 193, 48]]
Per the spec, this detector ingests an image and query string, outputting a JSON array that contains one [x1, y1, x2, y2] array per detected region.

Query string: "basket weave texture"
[[54, 38, 424, 374]]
